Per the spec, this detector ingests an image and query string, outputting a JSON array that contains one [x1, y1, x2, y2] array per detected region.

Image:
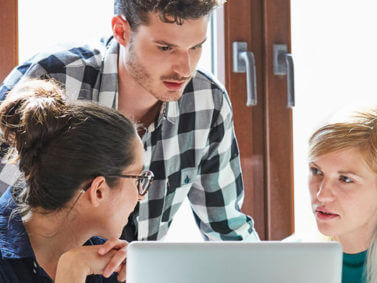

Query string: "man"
[[0, 0, 259, 242]]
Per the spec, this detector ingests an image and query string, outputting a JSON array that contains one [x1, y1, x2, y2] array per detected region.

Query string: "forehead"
[[313, 147, 374, 173], [134, 12, 209, 46]]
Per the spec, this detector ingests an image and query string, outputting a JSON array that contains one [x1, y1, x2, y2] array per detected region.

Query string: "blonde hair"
[[309, 109, 377, 171], [309, 108, 377, 283]]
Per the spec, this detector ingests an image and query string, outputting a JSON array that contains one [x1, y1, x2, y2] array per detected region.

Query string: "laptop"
[[126, 241, 342, 283]]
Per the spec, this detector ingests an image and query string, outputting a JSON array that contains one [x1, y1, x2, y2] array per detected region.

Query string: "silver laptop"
[[126, 241, 342, 283]]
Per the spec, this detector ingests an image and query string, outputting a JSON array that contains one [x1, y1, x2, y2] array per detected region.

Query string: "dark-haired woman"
[[0, 79, 154, 282]]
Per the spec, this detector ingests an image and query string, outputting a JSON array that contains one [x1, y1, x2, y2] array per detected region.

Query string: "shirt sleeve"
[[0, 61, 35, 101], [187, 89, 260, 241], [0, 46, 64, 101]]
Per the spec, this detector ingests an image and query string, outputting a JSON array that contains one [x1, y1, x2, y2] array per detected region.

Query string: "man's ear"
[[86, 176, 109, 207], [112, 15, 131, 47]]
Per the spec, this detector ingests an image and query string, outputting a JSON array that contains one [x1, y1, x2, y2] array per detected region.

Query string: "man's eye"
[[339, 175, 353, 183], [158, 46, 172, 51], [192, 44, 203, 50]]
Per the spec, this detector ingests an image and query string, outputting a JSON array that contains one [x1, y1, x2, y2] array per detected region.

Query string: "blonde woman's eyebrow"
[[309, 162, 320, 168]]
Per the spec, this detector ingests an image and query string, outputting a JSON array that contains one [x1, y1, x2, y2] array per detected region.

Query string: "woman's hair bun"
[[0, 79, 69, 173]]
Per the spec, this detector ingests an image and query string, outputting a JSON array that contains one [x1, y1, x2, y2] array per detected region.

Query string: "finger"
[[98, 238, 127, 255], [117, 262, 127, 282], [102, 247, 127, 278], [113, 265, 121, 273]]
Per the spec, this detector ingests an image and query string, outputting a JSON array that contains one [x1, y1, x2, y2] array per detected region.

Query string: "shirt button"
[[33, 260, 37, 274]]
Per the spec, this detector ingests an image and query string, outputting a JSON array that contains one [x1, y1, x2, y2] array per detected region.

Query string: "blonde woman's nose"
[[316, 179, 335, 202]]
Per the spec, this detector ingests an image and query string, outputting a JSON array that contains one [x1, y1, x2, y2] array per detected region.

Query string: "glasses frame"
[[106, 170, 154, 196]]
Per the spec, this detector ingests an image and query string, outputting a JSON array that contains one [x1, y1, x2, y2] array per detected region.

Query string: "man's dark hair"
[[114, 0, 225, 30]]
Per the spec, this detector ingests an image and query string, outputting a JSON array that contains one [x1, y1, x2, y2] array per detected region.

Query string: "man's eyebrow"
[[154, 40, 177, 47], [154, 38, 207, 48], [192, 38, 207, 48]]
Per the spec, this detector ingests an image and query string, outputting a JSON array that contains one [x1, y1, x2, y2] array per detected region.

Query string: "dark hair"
[[0, 79, 137, 215], [114, 0, 225, 30]]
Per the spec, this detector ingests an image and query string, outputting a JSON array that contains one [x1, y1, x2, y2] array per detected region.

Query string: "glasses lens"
[[139, 170, 154, 195]]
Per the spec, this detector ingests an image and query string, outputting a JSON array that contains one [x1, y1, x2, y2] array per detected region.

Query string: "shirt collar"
[[97, 36, 119, 109], [0, 188, 35, 259], [165, 101, 179, 124]]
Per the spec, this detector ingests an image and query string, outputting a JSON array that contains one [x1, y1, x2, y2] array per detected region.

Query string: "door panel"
[[224, 0, 293, 240], [0, 0, 18, 82]]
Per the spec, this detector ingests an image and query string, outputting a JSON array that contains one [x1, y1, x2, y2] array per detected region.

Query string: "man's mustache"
[[160, 74, 191, 81]]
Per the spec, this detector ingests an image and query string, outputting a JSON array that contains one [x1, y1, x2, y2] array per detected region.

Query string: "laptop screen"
[[126, 241, 342, 283]]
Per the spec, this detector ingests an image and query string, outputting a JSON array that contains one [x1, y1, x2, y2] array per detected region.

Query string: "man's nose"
[[173, 51, 191, 77]]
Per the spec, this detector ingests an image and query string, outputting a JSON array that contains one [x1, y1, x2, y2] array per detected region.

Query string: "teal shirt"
[[342, 250, 367, 283]]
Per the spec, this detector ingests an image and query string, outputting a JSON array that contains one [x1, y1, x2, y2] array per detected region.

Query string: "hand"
[[56, 245, 116, 283], [55, 238, 128, 283], [97, 238, 128, 282]]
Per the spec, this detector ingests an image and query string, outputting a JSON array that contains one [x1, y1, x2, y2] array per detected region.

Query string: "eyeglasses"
[[107, 170, 154, 196]]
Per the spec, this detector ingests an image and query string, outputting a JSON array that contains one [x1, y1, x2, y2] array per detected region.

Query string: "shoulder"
[[190, 69, 227, 94], [181, 69, 232, 114], [0, 37, 110, 99], [22, 39, 106, 75]]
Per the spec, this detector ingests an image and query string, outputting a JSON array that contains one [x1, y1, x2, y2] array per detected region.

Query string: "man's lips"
[[163, 81, 186, 91]]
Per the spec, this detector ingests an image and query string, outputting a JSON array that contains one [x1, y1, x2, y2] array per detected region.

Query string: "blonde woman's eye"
[[339, 175, 353, 183], [310, 167, 322, 176]]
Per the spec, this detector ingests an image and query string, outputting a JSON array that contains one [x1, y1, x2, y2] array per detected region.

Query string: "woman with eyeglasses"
[[308, 107, 377, 283], [0, 79, 154, 282]]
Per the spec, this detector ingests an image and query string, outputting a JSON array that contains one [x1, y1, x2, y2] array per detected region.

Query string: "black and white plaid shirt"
[[0, 36, 259, 241]]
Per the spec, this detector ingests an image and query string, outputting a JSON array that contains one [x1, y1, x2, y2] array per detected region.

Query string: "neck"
[[24, 209, 90, 279], [335, 229, 375, 254], [117, 47, 161, 127]]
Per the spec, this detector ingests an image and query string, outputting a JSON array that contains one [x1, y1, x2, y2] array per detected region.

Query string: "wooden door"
[[0, 0, 18, 82], [223, 0, 294, 240]]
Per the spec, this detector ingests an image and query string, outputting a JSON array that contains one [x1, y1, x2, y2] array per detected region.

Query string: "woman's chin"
[[316, 223, 336, 238]]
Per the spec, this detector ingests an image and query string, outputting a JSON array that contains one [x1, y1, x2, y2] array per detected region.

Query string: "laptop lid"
[[126, 241, 342, 283]]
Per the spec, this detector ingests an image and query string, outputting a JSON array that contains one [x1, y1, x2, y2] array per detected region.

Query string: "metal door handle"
[[273, 44, 295, 108], [232, 41, 257, 106]]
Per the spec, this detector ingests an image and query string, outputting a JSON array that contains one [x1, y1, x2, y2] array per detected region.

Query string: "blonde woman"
[[308, 108, 377, 283]]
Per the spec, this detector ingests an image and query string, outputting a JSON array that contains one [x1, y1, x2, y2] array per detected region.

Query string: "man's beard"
[[126, 41, 190, 102]]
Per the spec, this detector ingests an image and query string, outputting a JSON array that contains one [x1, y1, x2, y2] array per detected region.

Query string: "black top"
[[0, 187, 120, 283]]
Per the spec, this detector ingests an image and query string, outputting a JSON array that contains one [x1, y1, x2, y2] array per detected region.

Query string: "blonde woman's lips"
[[315, 207, 339, 220]]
